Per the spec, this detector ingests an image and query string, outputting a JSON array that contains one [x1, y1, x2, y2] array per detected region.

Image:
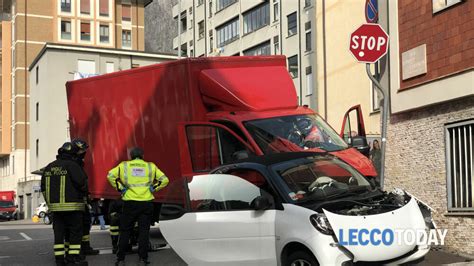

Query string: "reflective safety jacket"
[[41, 158, 88, 212], [107, 159, 169, 201]]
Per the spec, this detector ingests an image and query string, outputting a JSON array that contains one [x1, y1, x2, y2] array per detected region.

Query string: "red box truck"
[[0, 191, 17, 220], [66, 56, 376, 201]]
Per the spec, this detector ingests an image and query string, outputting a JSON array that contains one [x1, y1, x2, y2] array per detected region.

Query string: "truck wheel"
[[39, 212, 46, 218], [287, 250, 319, 266]]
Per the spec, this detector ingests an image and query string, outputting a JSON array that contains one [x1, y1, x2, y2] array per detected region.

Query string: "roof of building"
[[29, 42, 178, 70]]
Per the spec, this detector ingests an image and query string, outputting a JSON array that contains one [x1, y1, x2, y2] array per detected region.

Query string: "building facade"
[[144, 0, 178, 54], [385, 0, 473, 256], [0, 0, 149, 219], [314, 0, 382, 140], [172, 0, 316, 108]]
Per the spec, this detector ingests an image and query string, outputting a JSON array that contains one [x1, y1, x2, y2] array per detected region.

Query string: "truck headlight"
[[310, 213, 333, 235]]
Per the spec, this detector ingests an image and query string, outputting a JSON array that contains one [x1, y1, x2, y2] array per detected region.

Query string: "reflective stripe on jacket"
[[107, 159, 168, 201]]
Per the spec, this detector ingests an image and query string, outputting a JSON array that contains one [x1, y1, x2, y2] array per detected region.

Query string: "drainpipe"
[[322, 0, 328, 120]]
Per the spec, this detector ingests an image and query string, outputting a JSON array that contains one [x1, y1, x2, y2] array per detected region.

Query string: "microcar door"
[[340, 105, 370, 156], [160, 174, 278, 266]]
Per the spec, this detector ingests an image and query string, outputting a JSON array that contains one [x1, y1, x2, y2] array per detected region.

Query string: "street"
[[0, 220, 186, 266], [0, 220, 472, 266]]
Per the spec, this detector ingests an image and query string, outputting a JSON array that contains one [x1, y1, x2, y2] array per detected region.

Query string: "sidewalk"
[[421, 248, 474, 266]]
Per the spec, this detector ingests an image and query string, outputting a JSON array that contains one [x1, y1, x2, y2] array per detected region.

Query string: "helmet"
[[71, 138, 89, 155], [296, 118, 313, 136], [129, 147, 144, 160], [58, 142, 77, 155]]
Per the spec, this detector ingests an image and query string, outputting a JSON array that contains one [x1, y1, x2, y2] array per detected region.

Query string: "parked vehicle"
[[159, 152, 433, 265], [66, 56, 374, 204], [0, 191, 18, 221], [35, 202, 48, 218]]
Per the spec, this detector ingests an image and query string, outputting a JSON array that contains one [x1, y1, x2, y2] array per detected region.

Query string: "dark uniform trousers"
[[82, 205, 92, 249], [53, 211, 83, 261], [117, 201, 154, 260]]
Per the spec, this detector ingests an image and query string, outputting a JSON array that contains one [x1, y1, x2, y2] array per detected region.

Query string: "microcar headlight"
[[310, 213, 333, 235]]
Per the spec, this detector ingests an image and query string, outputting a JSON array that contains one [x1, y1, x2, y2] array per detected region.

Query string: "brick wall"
[[398, 0, 474, 90], [385, 96, 474, 256]]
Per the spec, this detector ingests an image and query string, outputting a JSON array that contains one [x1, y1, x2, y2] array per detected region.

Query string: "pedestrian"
[[41, 142, 88, 266], [70, 139, 100, 256], [91, 199, 106, 230], [370, 139, 382, 184], [107, 147, 169, 266]]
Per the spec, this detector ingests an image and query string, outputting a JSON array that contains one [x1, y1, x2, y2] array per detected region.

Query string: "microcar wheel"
[[287, 250, 319, 266], [39, 212, 46, 218]]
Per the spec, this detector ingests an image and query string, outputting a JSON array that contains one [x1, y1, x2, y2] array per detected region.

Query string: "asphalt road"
[[0, 220, 186, 266], [0, 220, 472, 266]]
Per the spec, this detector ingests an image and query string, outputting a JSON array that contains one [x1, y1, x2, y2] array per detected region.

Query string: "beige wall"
[[315, 0, 381, 137], [1, 21, 12, 155]]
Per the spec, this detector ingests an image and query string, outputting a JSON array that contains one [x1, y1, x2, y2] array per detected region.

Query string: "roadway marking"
[[0, 256, 11, 259], [19, 232, 32, 241], [0, 236, 10, 241]]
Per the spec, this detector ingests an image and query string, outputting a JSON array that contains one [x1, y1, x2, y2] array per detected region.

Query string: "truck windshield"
[[275, 157, 372, 202], [0, 201, 14, 208], [244, 114, 348, 153]]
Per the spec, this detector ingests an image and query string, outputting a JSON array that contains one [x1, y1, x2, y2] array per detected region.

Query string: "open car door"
[[340, 105, 370, 157], [159, 122, 277, 266]]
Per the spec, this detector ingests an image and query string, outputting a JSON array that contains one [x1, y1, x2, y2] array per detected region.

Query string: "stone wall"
[[385, 96, 474, 256], [144, 0, 178, 55]]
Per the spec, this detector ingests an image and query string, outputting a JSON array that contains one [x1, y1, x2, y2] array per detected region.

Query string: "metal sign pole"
[[366, 63, 388, 188]]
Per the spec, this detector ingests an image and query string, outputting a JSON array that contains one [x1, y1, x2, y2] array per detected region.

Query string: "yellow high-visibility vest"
[[107, 159, 168, 201]]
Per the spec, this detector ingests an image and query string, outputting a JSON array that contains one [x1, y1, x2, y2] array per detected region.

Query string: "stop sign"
[[349, 23, 389, 63]]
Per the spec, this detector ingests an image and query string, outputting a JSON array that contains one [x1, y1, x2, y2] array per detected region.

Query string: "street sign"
[[349, 23, 389, 64], [365, 0, 378, 23]]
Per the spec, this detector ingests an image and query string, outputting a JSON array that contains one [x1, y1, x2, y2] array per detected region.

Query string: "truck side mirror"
[[350, 136, 370, 157]]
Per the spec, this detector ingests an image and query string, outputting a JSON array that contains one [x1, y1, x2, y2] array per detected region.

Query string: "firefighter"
[[41, 142, 88, 266], [71, 139, 100, 256], [108, 198, 123, 254], [107, 147, 169, 266]]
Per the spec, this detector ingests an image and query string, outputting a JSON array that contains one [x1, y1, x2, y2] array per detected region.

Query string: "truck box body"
[[66, 56, 376, 200]]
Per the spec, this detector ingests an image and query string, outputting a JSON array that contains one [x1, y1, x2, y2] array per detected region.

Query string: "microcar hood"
[[323, 198, 426, 262]]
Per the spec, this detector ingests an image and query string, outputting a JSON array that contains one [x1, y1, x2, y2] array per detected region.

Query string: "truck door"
[[340, 105, 370, 157], [177, 122, 255, 177]]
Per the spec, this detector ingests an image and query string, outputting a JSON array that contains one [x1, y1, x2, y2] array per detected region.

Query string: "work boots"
[[65, 255, 88, 266], [81, 241, 100, 256]]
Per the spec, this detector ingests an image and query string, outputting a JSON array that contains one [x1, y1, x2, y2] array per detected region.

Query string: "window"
[[287, 12, 297, 36], [106, 62, 114, 73], [35, 66, 39, 84], [61, 20, 71, 40], [446, 120, 474, 212], [198, 0, 203, 6], [288, 55, 298, 78], [209, 0, 213, 17], [371, 81, 382, 111], [198, 21, 205, 39], [61, 0, 71, 12], [305, 0, 312, 8], [99, 24, 109, 43], [122, 4, 131, 21], [189, 7, 193, 15], [132, 64, 140, 68], [216, 0, 236, 12], [273, 0, 279, 21], [77, 60, 96, 74], [35, 102, 39, 121], [80, 22, 91, 41], [305, 21, 311, 51], [99, 0, 109, 16], [216, 17, 239, 47], [189, 40, 194, 47], [180, 11, 187, 32], [433, 0, 463, 13], [243, 2, 270, 35], [80, 0, 90, 14], [243, 41, 271, 56], [36, 139, 39, 157], [306, 66, 313, 95], [188, 174, 273, 212], [273, 35, 279, 54], [122, 30, 132, 48], [209, 30, 214, 52]]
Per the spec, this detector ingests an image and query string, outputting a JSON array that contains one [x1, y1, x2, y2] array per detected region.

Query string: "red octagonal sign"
[[350, 23, 389, 64]]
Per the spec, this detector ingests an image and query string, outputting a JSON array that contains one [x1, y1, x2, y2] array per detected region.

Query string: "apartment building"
[[172, 0, 316, 108], [385, 0, 473, 256], [0, 0, 150, 219]]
